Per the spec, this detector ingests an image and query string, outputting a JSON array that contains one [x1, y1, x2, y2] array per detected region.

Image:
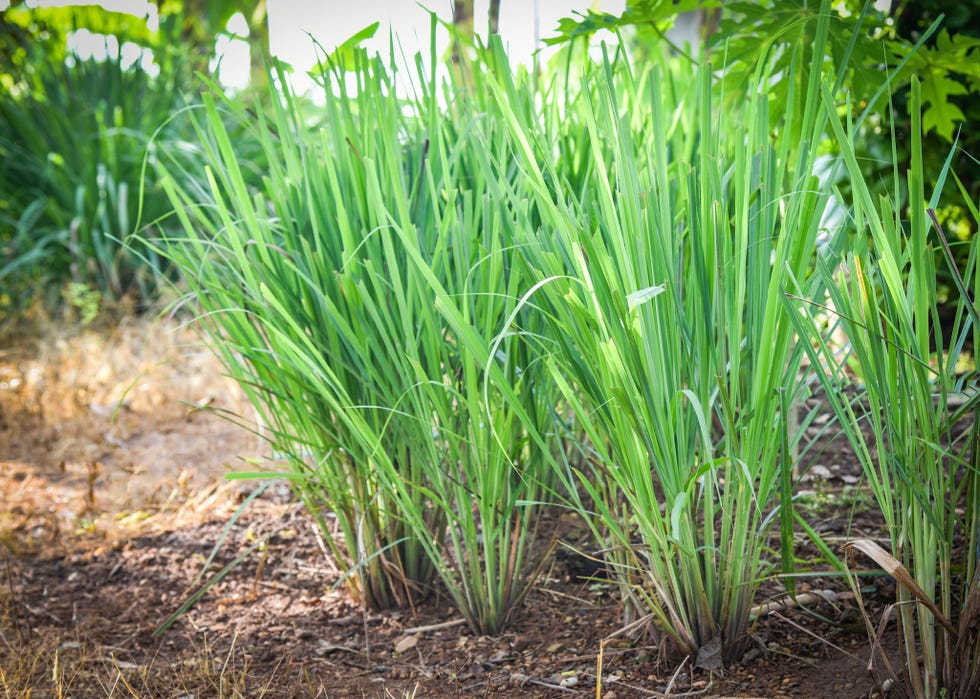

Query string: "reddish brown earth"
[[0, 319, 901, 698]]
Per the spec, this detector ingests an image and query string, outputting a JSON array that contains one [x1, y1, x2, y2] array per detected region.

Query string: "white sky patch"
[[27, 0, 626, 91], [65, 26, 158, 74], [211, 11, 250, 90], [266, 0, 624, 95]]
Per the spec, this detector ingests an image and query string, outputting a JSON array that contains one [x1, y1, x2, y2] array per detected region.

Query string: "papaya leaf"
[[921, 73, 967, 140], [544, 0, 716, 47], [309, 21, 379, 74]]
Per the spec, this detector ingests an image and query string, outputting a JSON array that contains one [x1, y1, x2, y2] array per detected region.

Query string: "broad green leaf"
[[921, 73, 967, 140], [310, 21, 380, 74]]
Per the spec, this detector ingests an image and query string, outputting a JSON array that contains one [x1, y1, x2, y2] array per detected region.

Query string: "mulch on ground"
[[1, 320, 900, 698]]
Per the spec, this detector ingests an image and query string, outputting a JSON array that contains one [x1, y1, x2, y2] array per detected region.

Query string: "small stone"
[[510, 673, 530, 686], [488, 649, 510, 663], [393, 634, 418, 653], [810, 464, 832, 479]]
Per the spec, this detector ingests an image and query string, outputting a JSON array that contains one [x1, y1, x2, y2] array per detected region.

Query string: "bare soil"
[[1, 319, 900, 698]]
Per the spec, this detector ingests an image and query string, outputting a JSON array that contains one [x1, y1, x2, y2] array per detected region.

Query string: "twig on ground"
[[402, 618, 466, 634], [663, 655, 689, 696], [509, 672, 583, 694], [536, 586, 602, 607], [750, 589, 837, 618]]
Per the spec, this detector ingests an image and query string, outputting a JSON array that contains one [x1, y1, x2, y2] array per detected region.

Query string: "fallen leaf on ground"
[[394, 634, 419, 653]]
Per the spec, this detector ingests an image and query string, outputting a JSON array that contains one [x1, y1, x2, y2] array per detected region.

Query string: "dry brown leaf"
[[843, 538, 956, 637], [695, 635, 722, 671]]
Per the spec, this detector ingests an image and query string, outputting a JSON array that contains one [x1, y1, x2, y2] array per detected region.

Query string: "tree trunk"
[[248, 0, 270, 90], [449, 0, 474, 88], [489, 0, 501, 35], [452, 0, 474, 59]]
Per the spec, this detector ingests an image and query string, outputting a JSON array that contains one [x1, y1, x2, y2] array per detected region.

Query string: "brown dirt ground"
[[0, 318, 903, 698]]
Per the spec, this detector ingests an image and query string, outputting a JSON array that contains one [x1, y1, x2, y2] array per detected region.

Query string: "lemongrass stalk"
[[788, 76, 980, 698], [483, 2, 842, 661], [151, 28, 561, 630]]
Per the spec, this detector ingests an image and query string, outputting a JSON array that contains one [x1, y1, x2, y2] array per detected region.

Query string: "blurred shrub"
[[0, 40, 186, 321], [845, 0, 980, 310], [0, 2, 260, 324]]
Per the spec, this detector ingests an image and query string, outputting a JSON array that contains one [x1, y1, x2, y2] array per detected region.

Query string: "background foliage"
[[0, 0, 265, 324]]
